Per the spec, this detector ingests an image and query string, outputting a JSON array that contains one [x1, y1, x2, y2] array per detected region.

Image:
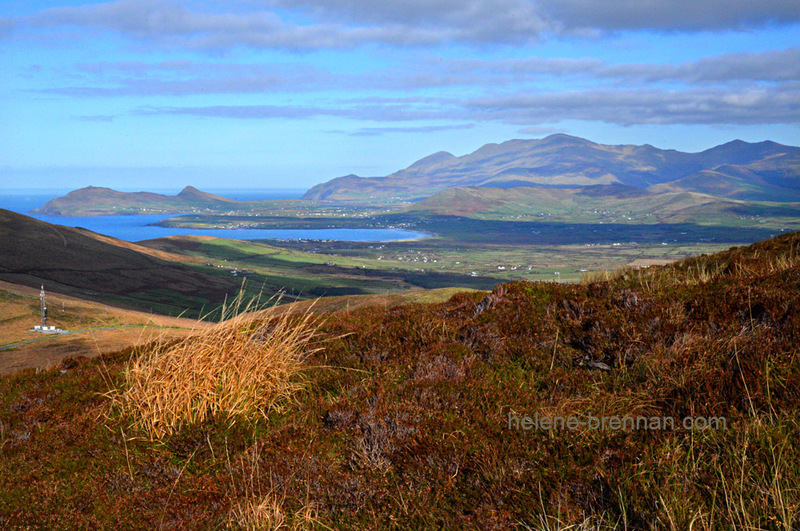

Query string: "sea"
[[0, 189, 428, 243]]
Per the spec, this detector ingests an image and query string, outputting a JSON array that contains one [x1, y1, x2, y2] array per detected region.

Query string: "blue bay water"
[[0, 189, 428, 243]]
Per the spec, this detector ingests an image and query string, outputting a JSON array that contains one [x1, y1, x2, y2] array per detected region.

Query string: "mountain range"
[[302, 134, 800, 202]]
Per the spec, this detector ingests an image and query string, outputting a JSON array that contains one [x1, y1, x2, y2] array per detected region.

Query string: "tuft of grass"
[[227, 493, 321, 531], [225, 439, 324, 530], [110, 293, 321, 440], [580, 269, 621, 284]]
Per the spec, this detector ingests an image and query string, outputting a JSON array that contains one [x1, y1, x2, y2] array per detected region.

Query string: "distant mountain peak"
[[177, 186, 233, 203], [540, 133, 595, 146], [408, 151, 455, 170], [73, 186, 109, 193], [719, 139, 749, 148], [177, 185, 204, 197], [543, 133, 585, 141]]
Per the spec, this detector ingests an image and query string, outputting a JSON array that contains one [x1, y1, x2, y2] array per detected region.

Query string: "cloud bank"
[[6, 1, 799, 137], [7, 0, 800, 50], [131, 81, 800, 127], [45, 47, 800, 100]]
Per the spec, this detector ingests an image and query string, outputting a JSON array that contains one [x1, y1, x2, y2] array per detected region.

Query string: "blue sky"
[[1, 0, 799, 191]]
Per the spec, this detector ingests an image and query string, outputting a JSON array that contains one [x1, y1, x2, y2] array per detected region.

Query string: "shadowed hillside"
[[0, 209, 240, 316], [1, 231, 798, 528]]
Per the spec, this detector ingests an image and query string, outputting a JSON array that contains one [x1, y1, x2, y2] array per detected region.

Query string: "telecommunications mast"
[[40, 285, 47, 328], [32, 286, 65, 334]]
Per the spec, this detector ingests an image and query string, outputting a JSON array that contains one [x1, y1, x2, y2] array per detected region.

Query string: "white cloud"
[[11, 2, 799, 132], [345, 123, 476, 136], [266, 0, 548, 43], [269, 0, 800, 37], [48, 61, 331, 97], [450, 48, 800, 85], [19, 0, 483, 49]]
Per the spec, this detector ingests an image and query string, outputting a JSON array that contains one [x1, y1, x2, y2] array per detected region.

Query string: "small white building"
[[31, 286, 67, 334], [33, 325, 65, 334]]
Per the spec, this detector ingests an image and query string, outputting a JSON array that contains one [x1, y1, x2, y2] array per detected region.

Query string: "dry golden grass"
[[225, 439, 324, 530], [583, 235, 800, 292], [580, 269, 621, 284], [228, 493, 321, 531], [111, 293, 321, 440]]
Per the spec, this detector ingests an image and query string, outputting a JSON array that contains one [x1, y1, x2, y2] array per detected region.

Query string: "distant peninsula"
[[31, 186, 239, 216]]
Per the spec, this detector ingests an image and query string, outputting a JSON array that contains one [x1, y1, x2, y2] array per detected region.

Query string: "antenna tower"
[[40, 285, 47, 328]]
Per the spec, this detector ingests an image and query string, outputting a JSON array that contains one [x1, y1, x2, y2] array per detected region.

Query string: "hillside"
[[32, 185, 238, 216], [408, 184, 741, 222], [0, 279, 473, 376], [1, 232, 799, 528], [0, 280, 208, 375], [0, 209, 240, 316], [648, 149, 800, 201], [302, 134, 800, 202]]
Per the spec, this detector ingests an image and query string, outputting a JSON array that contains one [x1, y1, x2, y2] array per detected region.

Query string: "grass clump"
[[112, 294, 320, 440], [227, 492, 321, 530]]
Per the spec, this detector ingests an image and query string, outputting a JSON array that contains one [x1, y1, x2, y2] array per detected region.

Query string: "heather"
[[1, 233, 799, 529]]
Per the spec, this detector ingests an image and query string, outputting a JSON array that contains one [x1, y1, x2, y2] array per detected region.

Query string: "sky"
[[1, 0, 799, 191]]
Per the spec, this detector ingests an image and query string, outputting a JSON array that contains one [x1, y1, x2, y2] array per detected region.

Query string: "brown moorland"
[[0, 280, 209, 375], [1, 232, 799, 529]]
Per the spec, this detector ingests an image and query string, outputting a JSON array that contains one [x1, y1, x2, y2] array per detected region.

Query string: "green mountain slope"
[[649, 150, 800, 201], [407, 184, 762, 224]]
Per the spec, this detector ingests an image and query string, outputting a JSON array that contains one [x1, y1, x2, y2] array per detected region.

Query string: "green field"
[[140, 236, 498, 302], [150, 202, 799, 284]]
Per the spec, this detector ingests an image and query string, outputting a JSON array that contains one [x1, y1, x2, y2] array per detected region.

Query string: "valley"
[[150, 199, 797, 283], [53, 134, 795, 286], [2, 135, 797, 392], [5, 2, 800, 525], [3, 134, 800, 528]]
